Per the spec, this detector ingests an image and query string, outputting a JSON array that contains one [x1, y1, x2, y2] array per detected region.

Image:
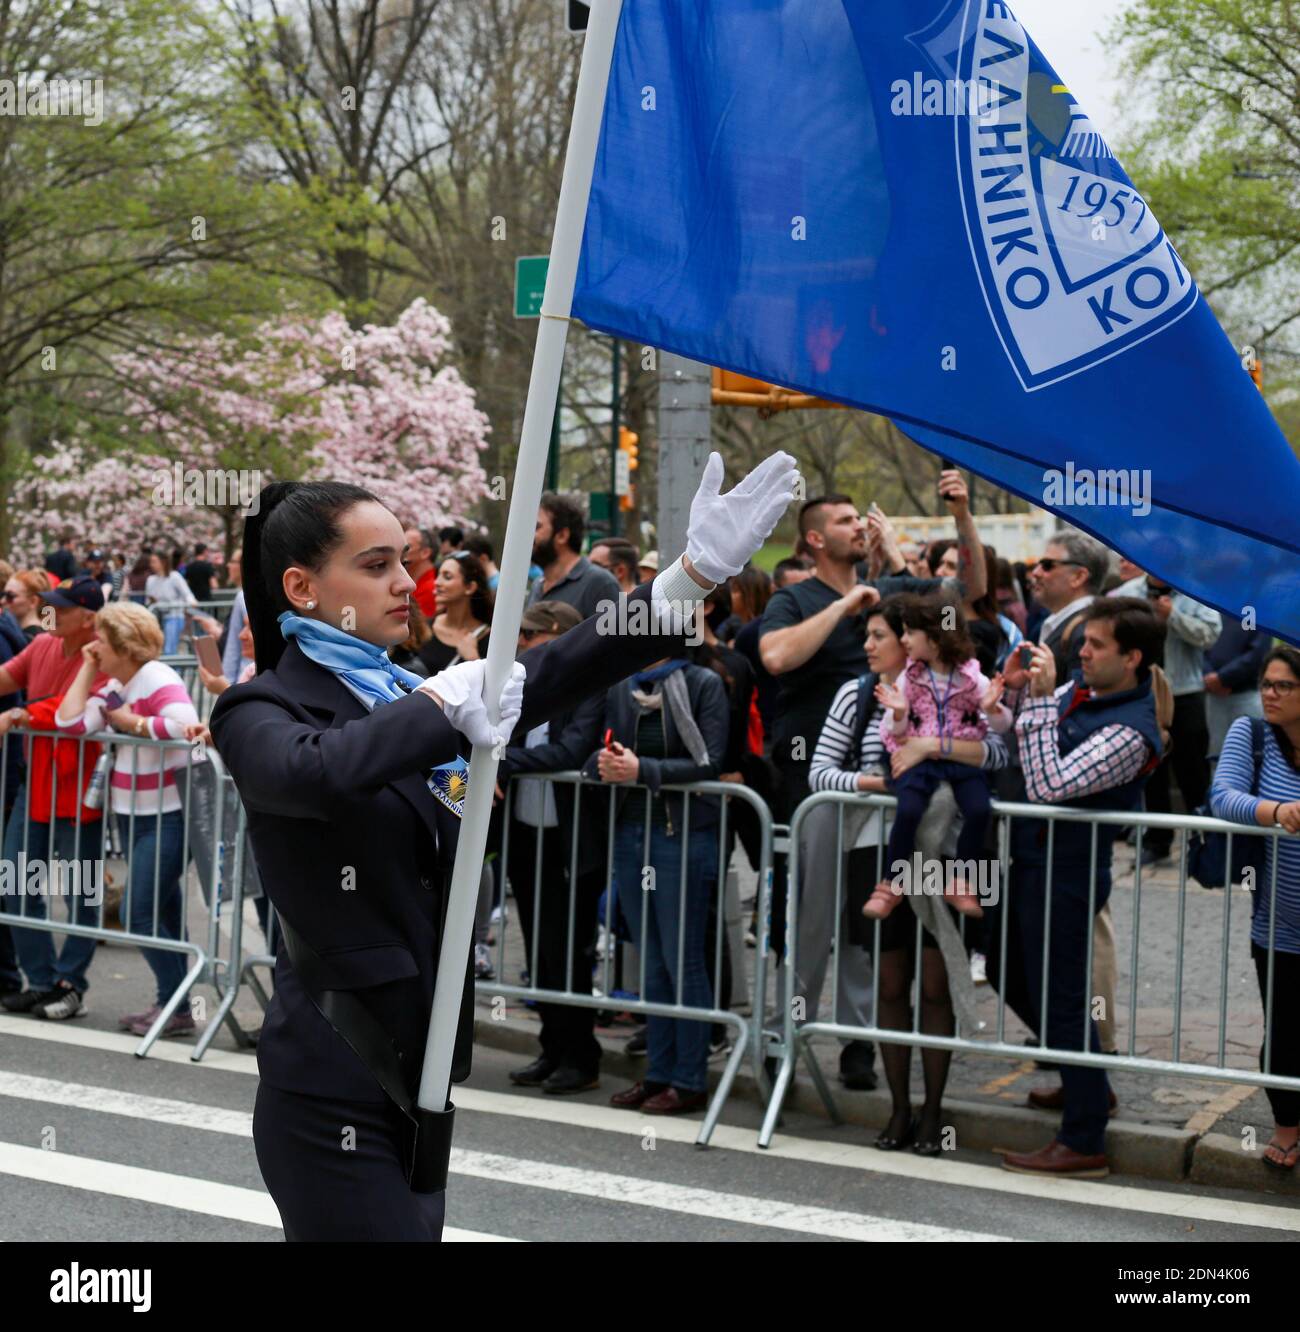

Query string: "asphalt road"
[[0, 1015, 1294, 1245]]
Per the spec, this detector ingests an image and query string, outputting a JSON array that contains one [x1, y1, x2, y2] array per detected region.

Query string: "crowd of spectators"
[[0, 487, 1294, 1178]]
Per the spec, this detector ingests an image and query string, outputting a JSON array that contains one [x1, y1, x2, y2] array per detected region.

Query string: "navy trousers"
[[987, 862, 1112, 1156], [885, 759, 991, 869], [253, 1082, 447, 1241]]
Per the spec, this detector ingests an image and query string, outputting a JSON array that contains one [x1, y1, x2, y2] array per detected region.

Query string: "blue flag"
[[574, 0, 1300, 641]]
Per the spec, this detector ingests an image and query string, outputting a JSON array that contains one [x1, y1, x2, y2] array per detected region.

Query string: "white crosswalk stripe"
[[0, 1071, 996, 1241], [2, 1024, 1295, 1242], [450, 1149, 1005, 1241]]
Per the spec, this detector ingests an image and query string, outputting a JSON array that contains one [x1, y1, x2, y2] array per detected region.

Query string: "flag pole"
[[418, 0, 625, 1117]]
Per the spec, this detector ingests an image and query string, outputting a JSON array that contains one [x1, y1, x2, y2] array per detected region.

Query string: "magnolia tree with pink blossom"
[[8, 300, 491, 564]]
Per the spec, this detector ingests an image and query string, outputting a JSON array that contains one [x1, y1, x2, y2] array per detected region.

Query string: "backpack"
[[1186, 718, 1266, 890], [849, 671, 880, 764], [1148, 664, 1175, 756]]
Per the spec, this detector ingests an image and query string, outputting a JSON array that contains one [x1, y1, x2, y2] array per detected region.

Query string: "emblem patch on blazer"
[[427, 756, 468, 818]]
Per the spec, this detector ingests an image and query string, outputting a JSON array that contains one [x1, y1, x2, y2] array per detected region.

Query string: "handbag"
[[1186, 718, 1266, 890], [276, 911, 456, 1193]]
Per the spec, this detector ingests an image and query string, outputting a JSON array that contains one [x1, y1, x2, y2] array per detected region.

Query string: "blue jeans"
[[1, 786, 103, 993], [120, 808, 189, 1005], [613, 819, 717, 1093], [162, 614, 185, 655]]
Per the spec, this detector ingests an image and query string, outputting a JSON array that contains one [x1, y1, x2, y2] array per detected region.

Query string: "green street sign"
[[514, 255, 549, 318]]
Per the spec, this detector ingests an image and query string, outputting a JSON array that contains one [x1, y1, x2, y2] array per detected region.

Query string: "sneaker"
[[119, 1004, 161, 1031], [128, 1008, 195, 1038], [473, 943, 495, 980], [970, 952, 988, 985], [489, 904, 508, 927], [2, 988, 49, 1014], [36, 983, 85, 1021], [709, 1035, 731, 1059]]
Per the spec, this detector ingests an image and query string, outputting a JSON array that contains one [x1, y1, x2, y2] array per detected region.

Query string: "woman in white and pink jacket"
[[57, 602, 200, 1036]]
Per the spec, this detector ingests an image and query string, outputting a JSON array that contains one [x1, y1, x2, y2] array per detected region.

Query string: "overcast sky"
[[1010, 0, 1135, 139]]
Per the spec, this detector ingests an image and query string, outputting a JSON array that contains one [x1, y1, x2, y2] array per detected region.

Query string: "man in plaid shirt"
[[987, 597, 1165, 1179]]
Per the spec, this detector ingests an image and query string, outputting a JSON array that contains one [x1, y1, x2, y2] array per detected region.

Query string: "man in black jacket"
[[1203, 617, 1270, 762], [496, 601, 609, 1094]]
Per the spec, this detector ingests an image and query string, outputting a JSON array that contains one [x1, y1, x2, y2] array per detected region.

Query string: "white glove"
[[685, 450, 799, 584], [421, 659, 526, 750]]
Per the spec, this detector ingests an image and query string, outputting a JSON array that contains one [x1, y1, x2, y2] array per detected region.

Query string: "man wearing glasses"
[[1027, 532, 1113, 678]]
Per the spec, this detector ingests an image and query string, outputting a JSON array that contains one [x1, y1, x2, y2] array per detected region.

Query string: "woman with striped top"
[[56, 602, 201, 1037], [809, 597, 1008, 1156], [1209, 644, 1300, 1172]]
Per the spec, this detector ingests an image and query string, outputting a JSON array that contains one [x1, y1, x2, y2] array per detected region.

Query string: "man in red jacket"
[[0, 576, 108, 1019]]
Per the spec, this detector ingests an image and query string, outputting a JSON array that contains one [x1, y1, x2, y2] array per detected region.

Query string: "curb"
[[1190, 1132, 1300, 1198], [472, 1012, 1286, 1195]]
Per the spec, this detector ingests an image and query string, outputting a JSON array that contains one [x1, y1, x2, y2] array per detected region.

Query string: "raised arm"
[[760, 583, 879, 675], [939, 470, 988, 604]]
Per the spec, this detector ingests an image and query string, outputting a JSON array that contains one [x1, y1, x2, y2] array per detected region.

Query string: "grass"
[[749, 540, 798, 573]]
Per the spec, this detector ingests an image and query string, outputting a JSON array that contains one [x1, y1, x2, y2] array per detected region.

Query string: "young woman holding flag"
[[209, 454, 795, 1242]]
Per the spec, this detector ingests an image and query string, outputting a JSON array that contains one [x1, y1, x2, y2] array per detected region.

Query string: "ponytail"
[[242, 480, 378, 676]]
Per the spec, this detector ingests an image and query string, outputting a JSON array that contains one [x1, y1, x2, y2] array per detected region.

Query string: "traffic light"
[[617, 426, 639, 511]]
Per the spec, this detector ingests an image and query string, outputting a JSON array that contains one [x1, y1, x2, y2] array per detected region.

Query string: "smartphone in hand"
[[194, 635, 223, 674]]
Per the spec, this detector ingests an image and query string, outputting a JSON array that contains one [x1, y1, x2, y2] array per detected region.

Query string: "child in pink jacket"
[[863, 596, 1011, 921]]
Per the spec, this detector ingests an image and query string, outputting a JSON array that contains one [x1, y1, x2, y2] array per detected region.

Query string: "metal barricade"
[[760, 789, 1300, 1147], [483, 771, 774, 1146], [0, 725, 253, 1058]]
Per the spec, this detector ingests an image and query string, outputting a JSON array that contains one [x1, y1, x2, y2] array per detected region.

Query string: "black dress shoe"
[[2, 989, 48, 1014], [509, 1056, 558, 1087], [839, 1040, 878, 1091], [542, 1066, 600, 1095], [875, 1115, 917, 1151]]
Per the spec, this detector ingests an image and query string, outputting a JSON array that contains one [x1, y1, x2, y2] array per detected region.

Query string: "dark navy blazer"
[[210, 582, 686, 1102]]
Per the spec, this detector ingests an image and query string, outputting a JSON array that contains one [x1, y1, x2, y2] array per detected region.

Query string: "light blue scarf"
[[279, 611, 468, 817]]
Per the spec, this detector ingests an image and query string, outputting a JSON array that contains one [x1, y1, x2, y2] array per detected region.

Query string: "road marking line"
[[2, 1074, 972, 1240], [978, 1061, 1035, 1096], [452, 1088, 1300, 1234], [0, 1141, 277, 1227], [0, 1140, 513, 1241], [0, 1015, 258, 1075], [0, 1071, 252, 1134], [452, 1149, 1005, 1241], [1183, 1083, 1258, 1136], [4, 1028, 1294, 1235]]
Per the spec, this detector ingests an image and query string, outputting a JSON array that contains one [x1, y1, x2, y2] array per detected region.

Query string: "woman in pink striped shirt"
[[57, 603, 201, 1037]]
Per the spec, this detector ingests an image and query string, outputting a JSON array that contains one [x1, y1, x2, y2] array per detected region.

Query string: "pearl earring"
[[305, 600, 315, 609]]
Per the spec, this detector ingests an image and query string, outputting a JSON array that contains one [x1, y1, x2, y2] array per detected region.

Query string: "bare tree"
[[219, 0, 449, 321]]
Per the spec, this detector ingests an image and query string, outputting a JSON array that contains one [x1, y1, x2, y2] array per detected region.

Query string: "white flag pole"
[[418, 0, 626, 1114]]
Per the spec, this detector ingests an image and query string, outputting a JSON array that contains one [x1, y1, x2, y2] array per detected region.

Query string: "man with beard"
[[759, 472, 986, 1091], [527, 491, 621, 619]]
